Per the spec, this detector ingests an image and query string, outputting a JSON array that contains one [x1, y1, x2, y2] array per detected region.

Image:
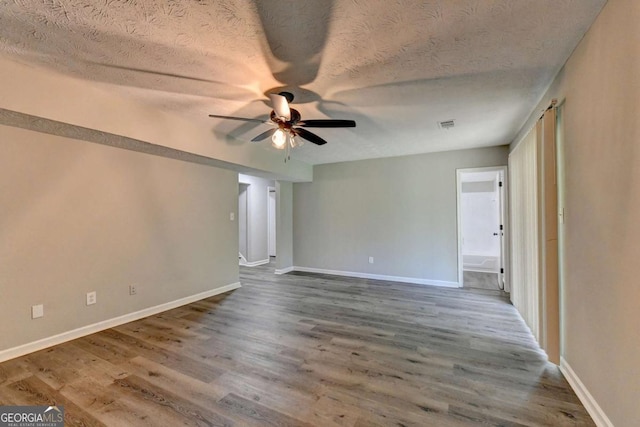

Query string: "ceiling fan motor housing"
[[271, 109, 301, 125], [278, 91, 295, 103]]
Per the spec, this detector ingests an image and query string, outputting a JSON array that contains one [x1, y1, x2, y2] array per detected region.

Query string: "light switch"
[[230, 212, 235, 221], [86, 291, 97, 305], [32, 304, 44, 319]]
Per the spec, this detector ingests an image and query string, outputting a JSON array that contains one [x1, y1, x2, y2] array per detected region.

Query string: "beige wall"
[[0, 125, 239, 352], [511, 0, 640, 424], [293, 146, 508, 283]]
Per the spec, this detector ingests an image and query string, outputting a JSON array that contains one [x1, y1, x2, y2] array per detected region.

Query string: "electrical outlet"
[[230, 212, 235, 221], [32, 304, 44, 319], [129, 284, 137, 295], [368, 256, 374, 264], [86, 291, 97, 306]]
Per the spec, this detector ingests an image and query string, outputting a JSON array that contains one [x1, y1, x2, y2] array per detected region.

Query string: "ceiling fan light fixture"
[[289, 134, 298, 148], [209, 91, 355, 156], [271, 128, 287, 149]]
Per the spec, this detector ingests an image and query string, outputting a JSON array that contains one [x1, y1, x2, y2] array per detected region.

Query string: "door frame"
[[456, 166, 510, 290]]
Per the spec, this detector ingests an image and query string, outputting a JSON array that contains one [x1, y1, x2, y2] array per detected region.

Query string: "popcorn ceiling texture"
[[0, 0, 606, 164]]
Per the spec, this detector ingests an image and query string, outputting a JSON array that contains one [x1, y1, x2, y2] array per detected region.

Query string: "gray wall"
[[0, 124, 239, 351], [510, 0, 640, 423], [293, 146, 508, 283]]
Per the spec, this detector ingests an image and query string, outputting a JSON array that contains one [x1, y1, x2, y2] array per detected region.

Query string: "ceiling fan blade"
[[269, 93, 291, 121], [295, 128, 328, 145], [251, 128, 277, 142], [298, 119, 356, 128], [208, 114, 268, 123]]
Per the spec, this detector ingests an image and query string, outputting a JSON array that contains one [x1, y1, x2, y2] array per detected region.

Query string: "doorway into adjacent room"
[[238, 183, 249, 265], [456, 167, 508, 291], [268, 187, 276, 258]]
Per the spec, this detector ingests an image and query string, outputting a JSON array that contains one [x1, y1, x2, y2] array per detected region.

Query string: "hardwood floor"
[[0, 262, 594, 426], [463, 271, 502, 291]]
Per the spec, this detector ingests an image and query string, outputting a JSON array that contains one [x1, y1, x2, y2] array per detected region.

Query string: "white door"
[[268, 188, 276, 257]]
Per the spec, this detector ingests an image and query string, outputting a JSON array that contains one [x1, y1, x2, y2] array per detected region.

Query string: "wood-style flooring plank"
[[1, 375, 106, 426], [0, 260, 595, 426]]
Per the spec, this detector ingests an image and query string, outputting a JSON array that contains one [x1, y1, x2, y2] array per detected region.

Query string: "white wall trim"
[[274, 266, 294, 275], [242, 258, 270, 267], [292, 266, 459, 288], [560, 357, 613, 427], [0, 282, 241, 363], [238, 252, 248, 265]]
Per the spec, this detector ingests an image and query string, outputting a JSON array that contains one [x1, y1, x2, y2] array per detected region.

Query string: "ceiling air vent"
[[438, 119, 455, 130]]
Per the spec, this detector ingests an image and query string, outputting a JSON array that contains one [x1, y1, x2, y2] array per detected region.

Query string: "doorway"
[[238, 183, 249, 265], [267, 187, 276, 258], [456, 167, 508, 291]]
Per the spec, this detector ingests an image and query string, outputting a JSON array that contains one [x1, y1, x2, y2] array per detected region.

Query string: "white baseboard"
[[238, 252, 247, 264], [274, 266, 294, 275], [0, 282, 241, 363], [241, 258, 270, 267], [292, 266, 459, 288], [560, 357, 613, 427]]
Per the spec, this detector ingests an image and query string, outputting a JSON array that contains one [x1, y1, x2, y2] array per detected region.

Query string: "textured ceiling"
[[0, 0, 606, 165]]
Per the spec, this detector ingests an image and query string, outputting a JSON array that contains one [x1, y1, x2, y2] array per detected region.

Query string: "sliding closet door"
[[538, 109, 560, 364], [509, 107, 560, 364], [509, 126, 540, 341]]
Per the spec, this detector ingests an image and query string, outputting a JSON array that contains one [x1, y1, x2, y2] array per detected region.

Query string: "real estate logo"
[[0, 405, 64, 427]]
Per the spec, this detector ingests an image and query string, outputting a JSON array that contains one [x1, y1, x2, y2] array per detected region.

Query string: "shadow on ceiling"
[[253, 0, 334, 88]]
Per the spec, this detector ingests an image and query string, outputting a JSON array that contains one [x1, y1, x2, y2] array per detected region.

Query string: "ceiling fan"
[[209, 91, 356, 161]]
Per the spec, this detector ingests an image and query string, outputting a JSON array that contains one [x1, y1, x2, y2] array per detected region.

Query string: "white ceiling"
[[0, 0, 606, 165]]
